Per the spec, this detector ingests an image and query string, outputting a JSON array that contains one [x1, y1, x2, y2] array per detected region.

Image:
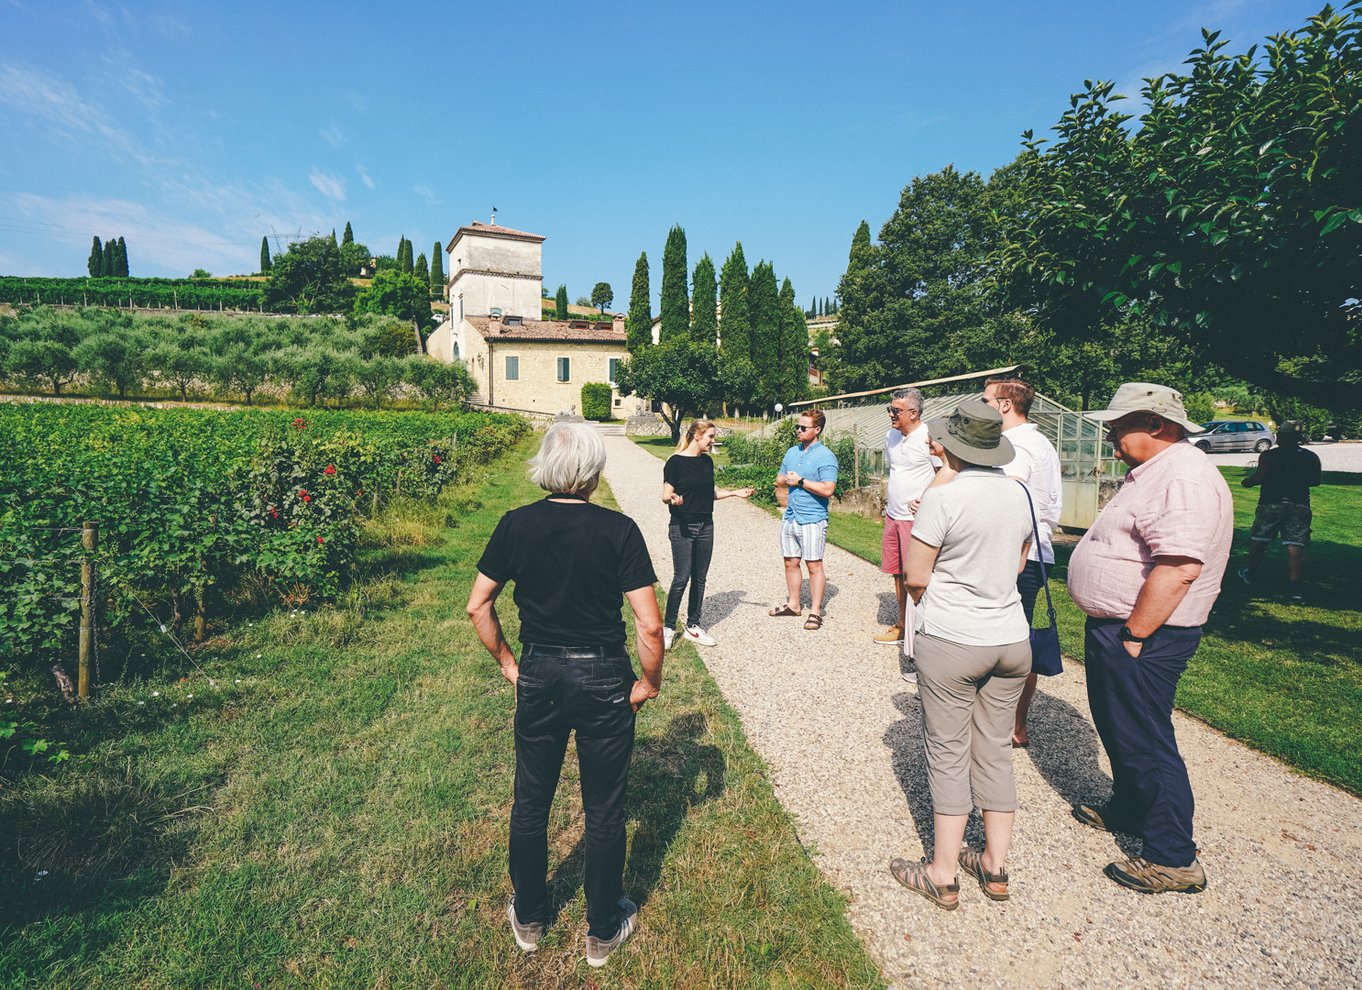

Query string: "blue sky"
[[0, 0, 1327, 309]]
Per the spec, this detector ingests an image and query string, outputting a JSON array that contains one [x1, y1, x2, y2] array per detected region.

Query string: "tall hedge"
[[581, 382, 613, 421]]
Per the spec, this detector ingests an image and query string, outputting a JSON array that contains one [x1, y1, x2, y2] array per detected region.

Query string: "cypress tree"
[[330, 228, 337, 246], [261, 236, 272, 273], [414, 252, 429, 284], [555, 284, 569, 320], [626, 252, 652, 354], [659, 224, 689, 341], [779, 276, 806, 399], [429, 242, 444, 296], [691, 253, 717, 345], [718, 242, 750, 361], [342, 222, 353, 245], [116, 236, 129, 277], [101, 237, 114, 276], [399, 237, 413, 274], [747, 261, 781, 405], [88, 236, 103, 277]]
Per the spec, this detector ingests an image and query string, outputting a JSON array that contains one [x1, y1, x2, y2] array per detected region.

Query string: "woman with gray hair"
[[467, 422, 665, 967], [888, 399, 1033, 910]]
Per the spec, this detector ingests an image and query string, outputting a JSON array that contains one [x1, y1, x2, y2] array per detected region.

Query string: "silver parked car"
[[1196, 420, 1276, 453]]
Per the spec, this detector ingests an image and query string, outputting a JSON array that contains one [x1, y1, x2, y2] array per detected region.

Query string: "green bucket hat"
[[927, 399, 1015, 467]]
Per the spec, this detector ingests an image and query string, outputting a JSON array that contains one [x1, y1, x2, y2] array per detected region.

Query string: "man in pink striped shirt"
[[1067, 383, 1233, 895]]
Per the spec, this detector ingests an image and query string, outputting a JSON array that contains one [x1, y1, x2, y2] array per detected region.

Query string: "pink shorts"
[[881, 517, 914, 574]]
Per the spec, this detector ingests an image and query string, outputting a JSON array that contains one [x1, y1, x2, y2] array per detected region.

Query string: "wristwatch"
[[795, 478, 805, 489], [1118, 624, 1148, 644]]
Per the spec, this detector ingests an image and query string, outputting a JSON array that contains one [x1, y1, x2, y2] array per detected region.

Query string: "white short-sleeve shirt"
[[885, 423, 939, 520], [1002, 422, 1062, 564]]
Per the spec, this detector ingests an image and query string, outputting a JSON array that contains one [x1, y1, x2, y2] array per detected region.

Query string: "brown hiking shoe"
[[874, 625, 904, 646], [1104, 856, 1207, 894], [1072, 803, 1135, 834]]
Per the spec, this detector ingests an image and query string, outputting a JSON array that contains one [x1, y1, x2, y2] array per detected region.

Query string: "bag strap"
[[1016, 480, 1057, 630]]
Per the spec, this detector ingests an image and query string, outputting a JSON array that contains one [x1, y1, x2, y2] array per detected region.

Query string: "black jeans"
[[509, 644, 637, 938], [665, 519, 715, 629]]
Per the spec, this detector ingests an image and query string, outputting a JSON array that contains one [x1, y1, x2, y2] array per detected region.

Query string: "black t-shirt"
[[663, 453, 716, 522], [1258, 445, 1321, 505], [477, 497, 657, 647]]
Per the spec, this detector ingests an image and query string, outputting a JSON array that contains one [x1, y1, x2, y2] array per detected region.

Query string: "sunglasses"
[[796, 423, 817, 432]]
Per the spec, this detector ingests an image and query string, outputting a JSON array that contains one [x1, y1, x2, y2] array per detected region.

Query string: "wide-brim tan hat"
[[927, 398, 1015, 467], [1084, 382, 1205, 434]]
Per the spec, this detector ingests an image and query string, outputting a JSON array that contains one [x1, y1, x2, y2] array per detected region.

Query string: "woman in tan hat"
[[889, 399, 1035, 910]]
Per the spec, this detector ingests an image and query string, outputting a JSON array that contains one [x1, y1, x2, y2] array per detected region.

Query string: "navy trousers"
[[509, 644, 637, 939], [1083, 618, 1201, 868]]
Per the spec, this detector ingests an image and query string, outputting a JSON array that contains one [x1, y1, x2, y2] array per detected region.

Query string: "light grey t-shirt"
[[911, 468, 1033, 647]]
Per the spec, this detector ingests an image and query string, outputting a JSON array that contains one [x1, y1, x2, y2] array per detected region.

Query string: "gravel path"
[[602, 433, 1362, 990]]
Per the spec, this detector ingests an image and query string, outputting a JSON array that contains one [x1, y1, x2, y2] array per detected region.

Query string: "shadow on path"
[[547, 712, 726, 917]]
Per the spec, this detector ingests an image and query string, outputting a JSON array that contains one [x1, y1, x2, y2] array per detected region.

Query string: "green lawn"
[[632, 436, 1362, 794], [0, 435, 884, 990], [630, 435, 736, 468]]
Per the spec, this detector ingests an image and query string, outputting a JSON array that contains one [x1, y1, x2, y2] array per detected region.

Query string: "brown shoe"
[[1104, 856, 1207, 894], [1072, 803, 1135, 834], [873, 625, 904, 646]]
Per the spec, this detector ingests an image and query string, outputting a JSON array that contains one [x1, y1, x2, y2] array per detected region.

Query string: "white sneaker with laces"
[[683, 625, 717, 646], [506, 898, 544, 952], [662, 628, 675, 650], [585, 897, 638, 968]]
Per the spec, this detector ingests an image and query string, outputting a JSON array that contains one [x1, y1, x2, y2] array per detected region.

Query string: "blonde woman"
[[661, 419, 754, 648]]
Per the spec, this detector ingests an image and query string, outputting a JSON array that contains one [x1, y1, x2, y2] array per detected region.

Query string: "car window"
[[1250, 422, 1264, 431]]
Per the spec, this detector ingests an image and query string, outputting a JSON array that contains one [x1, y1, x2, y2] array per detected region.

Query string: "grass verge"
[[631, 437, 1362, 794], [0, 433, 884, 990]]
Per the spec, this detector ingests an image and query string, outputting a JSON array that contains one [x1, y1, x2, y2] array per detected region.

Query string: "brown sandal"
[[768, 604, 801, 618], [889, 857, 959, 911], [959, 848, 1009, 901], [803, 613, 823, 631]]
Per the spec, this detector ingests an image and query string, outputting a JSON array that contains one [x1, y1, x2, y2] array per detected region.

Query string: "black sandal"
[[803, 613, 823, 631]]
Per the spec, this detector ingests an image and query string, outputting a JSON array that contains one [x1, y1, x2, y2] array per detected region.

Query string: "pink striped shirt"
[[1067, 440, 1233, 627]]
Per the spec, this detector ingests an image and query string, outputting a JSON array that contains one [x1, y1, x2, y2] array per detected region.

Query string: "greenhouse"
[[786, 365, 1124, 530]]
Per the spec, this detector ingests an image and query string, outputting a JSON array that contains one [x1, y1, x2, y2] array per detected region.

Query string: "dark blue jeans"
[[1084, 618, 1202, 868], [665, 519, 715, 629], [510, 644, 637, 938]]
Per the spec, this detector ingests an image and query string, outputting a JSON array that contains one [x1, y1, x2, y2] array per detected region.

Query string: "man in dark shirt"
[[1238, 421, 1322, 601]]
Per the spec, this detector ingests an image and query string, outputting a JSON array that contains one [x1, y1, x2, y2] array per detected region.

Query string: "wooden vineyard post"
[[78, 521, 98, 700]]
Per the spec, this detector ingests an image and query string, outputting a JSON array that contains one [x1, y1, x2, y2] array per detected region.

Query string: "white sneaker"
[[506, 898, 544, 952], [662, 628, 675, 650], [585, 897, 638, 968], [901, 661, 918, 685], [683, 625, 717, 647]]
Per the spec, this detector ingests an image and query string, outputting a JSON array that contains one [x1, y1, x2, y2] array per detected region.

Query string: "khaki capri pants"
[[915, 632, 1032, 815]]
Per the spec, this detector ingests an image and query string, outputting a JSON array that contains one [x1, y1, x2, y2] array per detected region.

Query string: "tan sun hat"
[[926, 399, 1016, 467], [1083, 382, 1205, 434]]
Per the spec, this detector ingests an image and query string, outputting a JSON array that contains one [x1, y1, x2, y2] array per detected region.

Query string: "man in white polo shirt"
[[874, 387, 939, 646], [982, 376, 1062, 747]]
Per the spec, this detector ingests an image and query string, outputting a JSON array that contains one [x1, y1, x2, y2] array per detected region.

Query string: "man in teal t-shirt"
[[769, 409, 839, 630]]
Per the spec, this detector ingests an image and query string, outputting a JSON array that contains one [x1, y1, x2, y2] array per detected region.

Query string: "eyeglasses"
[[1105, 416, 1158, 442], [886, 405, 916, 417]]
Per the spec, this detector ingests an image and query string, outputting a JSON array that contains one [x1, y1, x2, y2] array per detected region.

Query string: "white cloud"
[[414, 184, 442, 206], [308, 170, 346, 201], [320, 122, 346, 146], [0, 191, 257, 275], [356, 164, 376, 189]]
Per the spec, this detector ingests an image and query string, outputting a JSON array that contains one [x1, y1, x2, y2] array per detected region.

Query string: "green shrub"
[[580, 382, 613, 421], [1183, 391, 1216, 424], [1266, 395, 1333, 439]]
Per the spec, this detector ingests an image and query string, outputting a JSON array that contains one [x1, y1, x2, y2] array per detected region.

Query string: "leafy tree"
[[659, 224, 689, 341], [414, 252, 429, 284], [5, 339, 77, 395], [555, 284, 569, 320], [616, 338, 721, 444], [265, 236, 355, 314], [342, 222, 354, 245], [115, 236, 129, 277], [339, 240, 371, 277], [357, 316, 418, 358], [260, 237, 272, 274], [718, 242, 754, 410], [147, 342, 208, 401], [408, 357, 475, 410], [1001, 8, 1362, 408], [626, 252, 652, 353], [397, 237, 413, 274], [779, 276, 808, 401], [190, 268, 212, 279], [100, 237, 114, 277], [353, 356, 403, 407], [430, 243, 445, 298], [88, 236, 103, 277], [352, 269, 431, 326], [209, 346, 269, 405], [747, 260, 781, 406], [591, 281, 613, 312], [75, 332, 144, 398], [691, 254, 717, 345]]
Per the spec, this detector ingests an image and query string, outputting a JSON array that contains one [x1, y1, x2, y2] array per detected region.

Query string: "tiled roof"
[[446, 222, 545, 252], [467, 316, 627, 344]]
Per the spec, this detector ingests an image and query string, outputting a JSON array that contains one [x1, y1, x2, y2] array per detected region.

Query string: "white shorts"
[[780, 517, 828, 561]]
